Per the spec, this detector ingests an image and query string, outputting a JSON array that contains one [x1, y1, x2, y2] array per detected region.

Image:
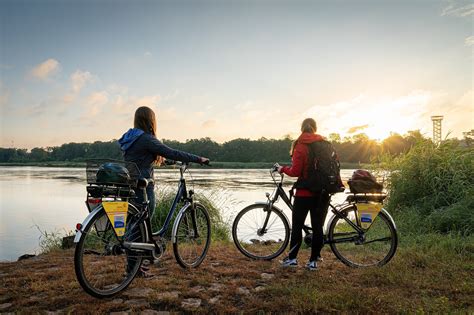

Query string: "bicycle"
[[232, 166, 398, 267], [74, 159, 211, 298]]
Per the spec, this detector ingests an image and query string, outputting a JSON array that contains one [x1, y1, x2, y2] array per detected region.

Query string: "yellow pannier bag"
[[103, 201, 128, 237], [355, 203, 382, 229]]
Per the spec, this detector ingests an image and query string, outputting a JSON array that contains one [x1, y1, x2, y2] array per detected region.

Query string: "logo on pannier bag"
[[114, 215, 125, 228], [360, 213, 372, 223]]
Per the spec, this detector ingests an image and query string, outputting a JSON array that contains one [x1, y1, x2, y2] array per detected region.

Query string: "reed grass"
[[379, 140, 473, 235], [151, 186, 230, 241]]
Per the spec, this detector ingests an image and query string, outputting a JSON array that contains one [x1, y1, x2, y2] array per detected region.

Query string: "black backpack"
[[294, 140, 345, 194]]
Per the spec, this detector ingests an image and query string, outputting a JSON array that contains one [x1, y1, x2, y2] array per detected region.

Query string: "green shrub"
[[380, 140, 473, 234], [426, 194, 474, 235]]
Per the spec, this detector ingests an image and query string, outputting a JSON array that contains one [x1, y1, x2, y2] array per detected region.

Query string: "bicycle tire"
[[328, 205, 398, 267], [74, 204, 147, 298], [232, 204, 290, 260], [173, 202, 211, 268]]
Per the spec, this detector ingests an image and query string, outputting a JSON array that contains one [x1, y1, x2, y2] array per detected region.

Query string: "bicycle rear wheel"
[[173, 203, 211, 268], [74, 204, 147, 298], [328, 205, 398, 267], [232, 204, 290, 260]]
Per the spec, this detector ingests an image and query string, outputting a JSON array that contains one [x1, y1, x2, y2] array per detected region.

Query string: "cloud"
[[83, 91, 109, 117], [465, 36, 474, 46], [62, 70, 96, 104], [71, 70, 93, 93], [347, 124, 369, 134], [23, 101, 49, 116], [30, 59, 60, 80], [202, 119, 217, 128], [144, 51, 152, 57], [135, 95, 161, 107], [441, 2, 474, 17]]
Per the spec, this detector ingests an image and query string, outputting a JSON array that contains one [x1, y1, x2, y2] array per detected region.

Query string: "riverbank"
[[0, 236, 472, 313], [0, 161, 363, 169]]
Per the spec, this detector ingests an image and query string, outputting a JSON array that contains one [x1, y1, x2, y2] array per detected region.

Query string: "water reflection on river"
[[0, 167, 354, 261]]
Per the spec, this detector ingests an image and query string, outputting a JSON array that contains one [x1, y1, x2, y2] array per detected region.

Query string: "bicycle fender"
[[381, 208, 397, 230], [171, 202, 192, 244], [74, 205, 103, 243], [324, 212, 337, 235]]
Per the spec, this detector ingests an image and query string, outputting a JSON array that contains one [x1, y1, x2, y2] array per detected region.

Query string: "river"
[[0, 166, 355, 261]]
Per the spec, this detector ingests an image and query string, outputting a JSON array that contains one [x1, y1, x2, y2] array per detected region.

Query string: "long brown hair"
[[134, 106, 163, 165], [290, 118, 317, 155], [134, 106, 157, 136], [300, 118, 317, 133]]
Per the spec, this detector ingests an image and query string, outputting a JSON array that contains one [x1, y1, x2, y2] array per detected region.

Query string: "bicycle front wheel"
[[232, 204, 290, 260], [173, 203, 211, 268], [328, 205, 398, 267], [74, 204, 147, 298]]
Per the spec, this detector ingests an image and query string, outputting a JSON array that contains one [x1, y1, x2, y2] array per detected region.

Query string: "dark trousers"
[[288, 193, 330, 261], [126, 185, 155, 272]]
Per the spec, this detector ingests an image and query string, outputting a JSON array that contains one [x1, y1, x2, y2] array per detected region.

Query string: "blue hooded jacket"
[[118, 128, 201, 179]]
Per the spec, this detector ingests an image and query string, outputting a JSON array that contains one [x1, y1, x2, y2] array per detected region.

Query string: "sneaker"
[[136, 266, 154, 279], [305, 260, 318, 271], [280, 256, 298, 267]]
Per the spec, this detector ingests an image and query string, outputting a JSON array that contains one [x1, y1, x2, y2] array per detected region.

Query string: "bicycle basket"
[[86, 159, 140, 187]]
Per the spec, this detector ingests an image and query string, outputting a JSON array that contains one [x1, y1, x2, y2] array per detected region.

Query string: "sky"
[[0, 0, 472, 149]]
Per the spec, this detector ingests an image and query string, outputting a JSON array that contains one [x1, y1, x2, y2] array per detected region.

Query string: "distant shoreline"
[[0, 161, 364, 169]]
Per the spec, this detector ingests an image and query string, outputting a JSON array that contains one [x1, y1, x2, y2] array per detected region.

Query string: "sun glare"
[[320, 93, 432, 141]]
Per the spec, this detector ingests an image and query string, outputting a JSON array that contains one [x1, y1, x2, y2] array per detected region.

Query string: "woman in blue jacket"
[[118, 106, 209, 216], [119, 106, 209, 277]]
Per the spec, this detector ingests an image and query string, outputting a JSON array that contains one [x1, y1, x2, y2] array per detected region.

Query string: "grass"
[[151, 186, 231, 242], [0, 237, 472, 313], [378, 140, 474, 235], [34, 225, 74, 254]]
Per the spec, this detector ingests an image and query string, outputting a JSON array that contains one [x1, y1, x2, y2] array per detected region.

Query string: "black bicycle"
[[74, 159, 211, 298], [232, 166, 398, 267]]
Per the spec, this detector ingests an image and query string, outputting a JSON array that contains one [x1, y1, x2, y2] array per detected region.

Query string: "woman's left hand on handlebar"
[[273, 163, 283, 173], [199, 157, 210, 165]]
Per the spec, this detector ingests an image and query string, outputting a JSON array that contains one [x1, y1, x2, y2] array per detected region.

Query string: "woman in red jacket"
[[277, 118, 330, 270]]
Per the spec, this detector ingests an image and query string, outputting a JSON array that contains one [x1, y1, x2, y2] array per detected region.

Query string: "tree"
[[328, 133, 341, 143]]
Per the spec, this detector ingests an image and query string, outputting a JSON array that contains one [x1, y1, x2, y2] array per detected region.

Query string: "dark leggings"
[[126, 185, 156, 272], [288, 193, 329, 261]]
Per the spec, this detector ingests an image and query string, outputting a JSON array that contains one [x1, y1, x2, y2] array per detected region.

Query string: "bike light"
[[76, 223, 82, 231], [87, 198, 101, 204]]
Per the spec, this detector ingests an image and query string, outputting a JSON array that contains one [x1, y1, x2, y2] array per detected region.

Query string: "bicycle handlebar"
[[164, 159, 211, 167]]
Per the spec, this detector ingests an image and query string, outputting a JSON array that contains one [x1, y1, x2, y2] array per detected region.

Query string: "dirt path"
[[0, 242, 472, 314]]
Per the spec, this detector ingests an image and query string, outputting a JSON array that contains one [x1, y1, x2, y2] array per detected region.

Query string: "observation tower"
[[431, 116, 443, 145]]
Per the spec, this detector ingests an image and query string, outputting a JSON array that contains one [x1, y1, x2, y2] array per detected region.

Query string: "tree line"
[[0, 131, 469, 164]]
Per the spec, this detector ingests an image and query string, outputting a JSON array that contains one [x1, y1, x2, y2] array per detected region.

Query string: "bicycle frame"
[[125, 163, 199, 255], [265, 171, 366, 243]]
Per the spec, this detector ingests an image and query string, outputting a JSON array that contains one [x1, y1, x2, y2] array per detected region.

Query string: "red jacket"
[[281, 132, 325, 197]]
